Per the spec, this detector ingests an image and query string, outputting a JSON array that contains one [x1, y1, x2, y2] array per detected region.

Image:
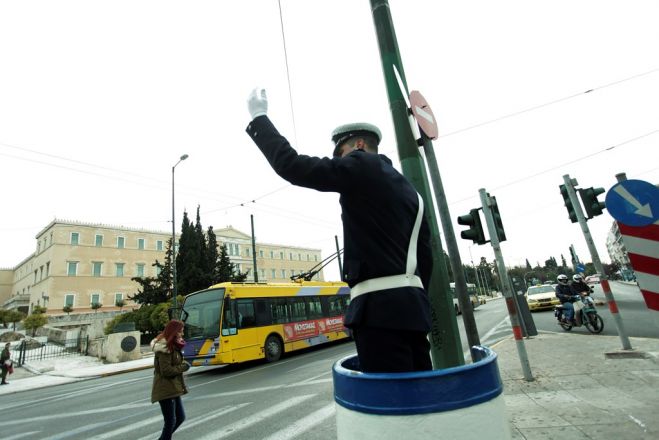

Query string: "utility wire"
[[448, 128, 659, 205], [278, 0, 298, 146], [438, 68, 659, 139]]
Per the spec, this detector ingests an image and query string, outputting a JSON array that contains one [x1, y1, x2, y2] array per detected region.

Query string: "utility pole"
[[562, 174, 632, 350], [335, 235, 343, 282], [251, 215, 258, 282], [370, 0, 463, 368], [480, 189, 534, 381]]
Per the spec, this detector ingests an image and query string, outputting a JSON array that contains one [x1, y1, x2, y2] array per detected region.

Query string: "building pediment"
[[215, 226, 252, 241]]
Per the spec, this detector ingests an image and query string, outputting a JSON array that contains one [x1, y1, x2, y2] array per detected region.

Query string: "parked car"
[[525, 285, 560, 312], [585, 274, 601, 284]]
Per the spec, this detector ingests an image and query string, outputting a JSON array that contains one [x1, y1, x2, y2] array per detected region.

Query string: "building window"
[[315, 255, 318, 262], [115, 293, 123, 305], [260, 269, 265, 279], [270, 250, 274, 259], [259, 250, 264, 258], [65, 294, 75, 307], [95, 234, 103, 247], [90, 293, 101, 306], [289, 252, 293, 260], [271, 269, 276, 279], [117, 237, 125, 249], [92, 262, 102, 277], [46, 262, 50, 276], [34, 270, 38, 284], [39, 266, 44, 281], [116, 263, 124, 277], [155, 266, 161, 277], [138, 238, 145, 250], [67, 261, 78, 276], [136, 263, 145, 277], [245, 248, 250, 257], [156, 240, 164, 251], [281, 269, 286, 278], [307, 254, 310, 261], [71, 232, 79, 245], [280, 251, 284, 259], [298, 253, 301, 261]]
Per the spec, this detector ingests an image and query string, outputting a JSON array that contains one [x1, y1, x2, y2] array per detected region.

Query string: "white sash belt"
[[349, 193, 425, 301], [350, 273, 424, 299]]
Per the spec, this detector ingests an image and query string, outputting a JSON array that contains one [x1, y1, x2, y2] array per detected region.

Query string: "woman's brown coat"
[[150, 339, 188, 403]]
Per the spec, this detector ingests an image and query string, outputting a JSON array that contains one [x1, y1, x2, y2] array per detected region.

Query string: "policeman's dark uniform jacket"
[[246, 116, 433, 373]]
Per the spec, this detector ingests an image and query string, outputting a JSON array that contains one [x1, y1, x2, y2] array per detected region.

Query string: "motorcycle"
[[554, 293, 604, 334]]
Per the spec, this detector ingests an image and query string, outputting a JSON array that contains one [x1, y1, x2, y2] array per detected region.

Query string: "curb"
[[98, 364, 154, 377]]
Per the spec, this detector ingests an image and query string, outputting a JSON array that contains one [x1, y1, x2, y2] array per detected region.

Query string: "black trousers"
[[158, 396, 185, 440], [352, 327, 432, 373]]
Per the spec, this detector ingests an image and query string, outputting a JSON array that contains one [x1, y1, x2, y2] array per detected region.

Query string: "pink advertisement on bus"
[[283, 316, 345, 341]]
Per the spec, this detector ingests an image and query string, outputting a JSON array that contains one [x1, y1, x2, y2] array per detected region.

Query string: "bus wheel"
[[264, 335, 283, 362]]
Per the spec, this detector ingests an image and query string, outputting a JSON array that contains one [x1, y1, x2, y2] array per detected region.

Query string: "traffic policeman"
[[245, 88, 432, 372]]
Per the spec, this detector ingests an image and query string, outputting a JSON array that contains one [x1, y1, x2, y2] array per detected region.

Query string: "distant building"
[[0, 219, 324, 315], [606, 221, 632, 279]]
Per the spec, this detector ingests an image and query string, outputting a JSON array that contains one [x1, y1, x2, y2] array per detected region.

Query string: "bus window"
[[289, 297, 306, 322], [222, 297, 237, 336], [328, 296, 348, 316], [271, 297, 289, 324], [306, 297, 323, 319], [254, 298, 272, 326], [183, 288, 224, 339], [237, 299, 256, 328]]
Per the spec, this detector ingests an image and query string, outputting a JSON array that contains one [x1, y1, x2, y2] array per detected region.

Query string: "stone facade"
[[1, 220, 324, 316]]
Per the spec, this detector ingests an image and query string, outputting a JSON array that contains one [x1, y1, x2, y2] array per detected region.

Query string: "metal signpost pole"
[[370, 0, 463, 368], [171, 154, 188, 313], [421, 135, 481, 350], [563, 174, 632, 350], [251, 215, 258, 282], [480, 189, 533, 381]]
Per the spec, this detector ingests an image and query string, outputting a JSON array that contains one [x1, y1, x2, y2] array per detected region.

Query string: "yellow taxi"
[[525, 284, 560, 311]]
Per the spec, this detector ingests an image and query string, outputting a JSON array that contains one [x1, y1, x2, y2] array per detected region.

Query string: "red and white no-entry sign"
[[618, 221, 659, 310]]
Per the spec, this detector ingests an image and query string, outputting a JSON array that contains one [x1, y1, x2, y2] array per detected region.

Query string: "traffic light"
[[579, 187, 606, 219], [490, 196, 507, 242], [457, 208, 487, 245], [559, 184, 578, 223]]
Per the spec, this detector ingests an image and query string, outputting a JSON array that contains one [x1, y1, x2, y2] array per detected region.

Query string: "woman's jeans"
[[158, 396, 185, 440]]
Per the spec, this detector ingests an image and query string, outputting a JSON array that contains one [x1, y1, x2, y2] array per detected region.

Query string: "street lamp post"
[[172, 154, 189, 314]]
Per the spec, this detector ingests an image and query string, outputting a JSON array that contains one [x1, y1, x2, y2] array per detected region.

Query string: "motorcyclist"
[[571, 274, 594, 306], [555, 274, 579, 323]]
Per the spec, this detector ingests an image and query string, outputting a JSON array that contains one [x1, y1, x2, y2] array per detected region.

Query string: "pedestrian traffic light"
[[490, 196, 507, 242], [559, 184, 578, 223], [457, 208, 487, 245], [579, 187, 606, 219]]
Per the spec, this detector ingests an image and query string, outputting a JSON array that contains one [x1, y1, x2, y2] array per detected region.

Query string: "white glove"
[[247, 87, 268, 119]]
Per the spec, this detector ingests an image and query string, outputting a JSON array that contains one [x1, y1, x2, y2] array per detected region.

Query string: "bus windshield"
[[182, 288, 225, 340]]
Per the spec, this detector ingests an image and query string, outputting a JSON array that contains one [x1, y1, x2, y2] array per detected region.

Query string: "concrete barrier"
[[333, 346, 510, 440]]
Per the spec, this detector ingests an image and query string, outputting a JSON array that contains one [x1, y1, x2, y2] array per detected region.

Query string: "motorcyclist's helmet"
[[573, 274, 583, 282], [557, 274, 569, 285]]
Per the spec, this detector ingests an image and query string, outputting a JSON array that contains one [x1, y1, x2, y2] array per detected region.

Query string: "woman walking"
[[1, 342, 12, 385], [151, 320, 190, 439]]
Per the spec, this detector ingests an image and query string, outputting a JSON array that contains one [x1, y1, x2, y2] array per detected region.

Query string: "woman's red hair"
[[159, 319, 184, 352]]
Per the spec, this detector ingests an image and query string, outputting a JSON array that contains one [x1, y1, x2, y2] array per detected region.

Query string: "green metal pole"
[[370, 0, 464, 368]]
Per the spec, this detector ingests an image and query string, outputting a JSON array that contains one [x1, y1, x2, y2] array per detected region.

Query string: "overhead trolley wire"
[[278, 0, 298, 146]]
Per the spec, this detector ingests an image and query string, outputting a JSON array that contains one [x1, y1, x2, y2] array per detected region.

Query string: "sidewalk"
[[495, 331, 659, 439], [0, 353, 155, 395]]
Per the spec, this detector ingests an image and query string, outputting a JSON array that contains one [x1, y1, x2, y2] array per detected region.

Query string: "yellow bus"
[[180, 280, 351, 366]]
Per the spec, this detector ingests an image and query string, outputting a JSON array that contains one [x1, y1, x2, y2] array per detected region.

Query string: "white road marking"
[[1, 402, 150, 426], [134, 403, 251, 440], [628, 414, 647, 432], [4, 432, 41, 440], [262, 403, 335, 440], [196, 394, 316, 440]]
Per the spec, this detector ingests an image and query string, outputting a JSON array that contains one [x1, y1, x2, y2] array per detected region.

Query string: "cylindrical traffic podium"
[[332, 346, 510, 439]]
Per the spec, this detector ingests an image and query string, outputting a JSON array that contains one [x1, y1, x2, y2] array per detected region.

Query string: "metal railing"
[[16, 335, 89, 366]]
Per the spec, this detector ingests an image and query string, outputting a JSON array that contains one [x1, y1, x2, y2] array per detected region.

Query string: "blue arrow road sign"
[[605, 179, 659, 227], [576, 263, 585, 273]]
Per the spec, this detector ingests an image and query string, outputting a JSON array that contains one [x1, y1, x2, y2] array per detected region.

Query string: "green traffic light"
[[457, 209, 487, 245], [559, 184, 578, 223]]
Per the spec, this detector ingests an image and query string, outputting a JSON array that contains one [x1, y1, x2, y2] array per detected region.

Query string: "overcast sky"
[[1, 1, 657, 281]]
